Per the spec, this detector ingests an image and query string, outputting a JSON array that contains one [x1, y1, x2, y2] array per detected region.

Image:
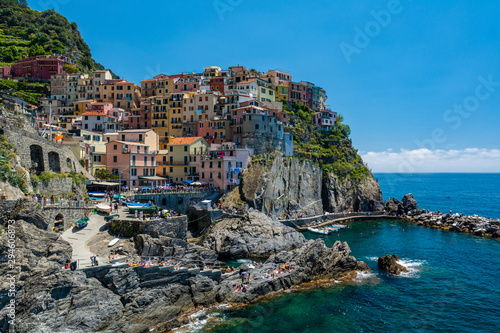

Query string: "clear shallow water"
[[200, 220, 500, 333], [374, 173, 500, 219], [193, 174, 500, 333]]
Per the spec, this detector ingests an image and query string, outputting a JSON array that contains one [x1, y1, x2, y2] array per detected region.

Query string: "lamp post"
[[48, 100, 53, 141]]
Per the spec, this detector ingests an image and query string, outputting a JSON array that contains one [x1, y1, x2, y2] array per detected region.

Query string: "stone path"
[[61, 212, 107, 268]]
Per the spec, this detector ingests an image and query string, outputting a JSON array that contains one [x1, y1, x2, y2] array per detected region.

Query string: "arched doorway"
[[66, 158, 72, 170], [30, 145, 45, 175], [48, 151, 61, 173], [54, 213, 64, 232]]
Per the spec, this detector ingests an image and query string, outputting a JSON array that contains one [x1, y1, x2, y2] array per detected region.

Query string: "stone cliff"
[[222, 153, 385, 217]]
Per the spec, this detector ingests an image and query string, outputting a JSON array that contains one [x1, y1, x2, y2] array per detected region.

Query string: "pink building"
[[106, 141, 159, 188], [314, 109, 337, 131], [11, 55, 76, 81], [197, 118, 232, 144], [198, 142, 253, 192], [0, 65, 11, 79]]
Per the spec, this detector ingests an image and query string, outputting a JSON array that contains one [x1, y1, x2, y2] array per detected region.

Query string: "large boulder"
[[384, 198, 400, 215], [401, 194, 420, 215], [378, 254, 408, 275], [203, 209, 306, 259]]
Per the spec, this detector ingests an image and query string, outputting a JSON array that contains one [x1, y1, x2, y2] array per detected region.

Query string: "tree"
[[63, 64, 78, 74], [95, 169, 118, 180], [28, 44, 46, 57]]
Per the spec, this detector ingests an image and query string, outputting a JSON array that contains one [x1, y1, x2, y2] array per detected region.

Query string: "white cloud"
[[362, 148, 500, 173]]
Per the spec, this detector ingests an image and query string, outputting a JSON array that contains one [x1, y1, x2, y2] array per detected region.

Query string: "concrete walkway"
[[61, 212, 107, 268]]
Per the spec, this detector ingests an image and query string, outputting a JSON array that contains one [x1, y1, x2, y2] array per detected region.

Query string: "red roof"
[[168, 137, 203, 145]]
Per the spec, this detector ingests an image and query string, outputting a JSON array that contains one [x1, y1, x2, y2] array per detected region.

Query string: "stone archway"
[[54, 213, 64, 232], [30, 144, 45, 175], [48, 151, 61, 173]]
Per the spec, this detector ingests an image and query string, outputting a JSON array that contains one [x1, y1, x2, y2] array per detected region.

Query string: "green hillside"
[[283, 101, 371, 180], [0, 0, 117, 77]]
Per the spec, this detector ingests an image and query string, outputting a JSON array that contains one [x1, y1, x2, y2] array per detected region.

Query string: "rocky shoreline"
[[0, 201, 369, 333], [384, 194, 500, 239]]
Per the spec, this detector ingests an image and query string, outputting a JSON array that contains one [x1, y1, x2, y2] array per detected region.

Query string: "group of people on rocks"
[[231, 261, 296, 293]]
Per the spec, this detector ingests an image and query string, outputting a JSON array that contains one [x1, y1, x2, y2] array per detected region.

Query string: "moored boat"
[[128, 204, 159, 214], [75, 216, 89, 229], [307, 227, 332, 235]]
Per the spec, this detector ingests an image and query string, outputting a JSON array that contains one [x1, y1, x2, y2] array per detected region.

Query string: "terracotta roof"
[[237, 79, 256, 85], [168, 137, 203, 145]]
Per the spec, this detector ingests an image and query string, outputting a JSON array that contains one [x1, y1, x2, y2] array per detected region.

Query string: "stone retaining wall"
[[107, 215, 187, 239], [36, 178, 74, 196], [42, 206, 88, 231], [1, 126, 91, 178]]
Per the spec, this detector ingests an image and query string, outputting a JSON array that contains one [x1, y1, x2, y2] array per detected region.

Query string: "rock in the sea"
[[401, 194, 420, 215], [384, 198, 401, 215], [203, 209, 306, 259], [378, 254, 408, 275]]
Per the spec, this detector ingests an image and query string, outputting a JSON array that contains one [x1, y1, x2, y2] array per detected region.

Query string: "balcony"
[[122, 148, 158, 155], [157, 161, 189, 166]]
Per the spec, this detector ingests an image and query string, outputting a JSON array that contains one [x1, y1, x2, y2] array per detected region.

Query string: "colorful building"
[[198, 142, 253, 192], [165, 137, 209, 183], [11, 55, 76, 81]]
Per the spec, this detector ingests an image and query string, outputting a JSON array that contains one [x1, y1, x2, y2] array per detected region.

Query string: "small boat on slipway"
[[96, 203, 111, 214], [307, 227, 332, 235]]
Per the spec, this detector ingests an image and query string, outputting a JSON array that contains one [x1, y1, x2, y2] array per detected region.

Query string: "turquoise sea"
[[192, 174, 500, 333]]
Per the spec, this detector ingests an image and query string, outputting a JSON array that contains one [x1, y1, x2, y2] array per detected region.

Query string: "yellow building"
[[101, 80, 141, 112], [203, 66, 221, 78], [73, 99, 95, 115], [275, 83, 289, 102], [166, 137, 208, 183]]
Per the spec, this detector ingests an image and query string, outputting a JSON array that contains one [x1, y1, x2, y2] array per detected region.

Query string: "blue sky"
[[30, 0, 500, 172]]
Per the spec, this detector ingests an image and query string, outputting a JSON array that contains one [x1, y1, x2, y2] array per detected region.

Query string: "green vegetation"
[[284, 102, 370, 181], [0, 134, 28, 192], [36, 170, 86, 185], [0, 1, 118, 76], [0, 78, 48, 104], [95, 169, 118, 180]]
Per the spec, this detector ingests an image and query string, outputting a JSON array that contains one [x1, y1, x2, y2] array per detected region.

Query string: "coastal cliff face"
[[223, 153, 385, 216], [323, 173, 385, 213]]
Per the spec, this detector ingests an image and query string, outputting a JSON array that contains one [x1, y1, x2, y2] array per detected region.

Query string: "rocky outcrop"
[[407, 211, 500, 238], [378, 254, 408, 275], [0, 181, 24, 200], [3, 265, 124, 333], [224, 153, 385, 217], [385, 194, 500, 238], [203, 209, 306, 259], [323, 173, 385, 213], [384, 194, 420, 216]]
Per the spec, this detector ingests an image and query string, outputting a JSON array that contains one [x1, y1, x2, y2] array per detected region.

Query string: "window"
[[184, 167, 188, 173], [144, 157, 147, 166], [218, 161, 221, 168], [169, 146, 173, 152], [84, 116, 88, 120], [236, 161, 242, 168], [113, 144, 117, 150], [139, 134, 143, 141], [209, 162, 213, 168], [97, 116, 101, 121], [184, 145, 188, 152], [151, 157, 154, 165], [202, 172, 205, 178], [170, 167, 173, 172], [131, 168, 137, 176], [113, 156, 117, 162], [93, 156, 101, 162], [201, 162, 205, 168], [143, 169, 148, 176], [217, 172, 221, 179], [209, 172, 213, 179], [255, 124, 259, 130]]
